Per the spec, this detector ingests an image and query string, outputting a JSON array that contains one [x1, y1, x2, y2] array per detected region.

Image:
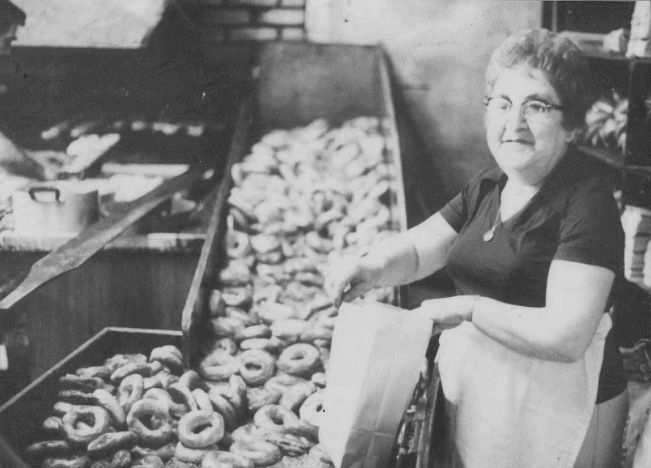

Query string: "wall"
[[306, 0, 542, 214], [11, 0, 167, 48]]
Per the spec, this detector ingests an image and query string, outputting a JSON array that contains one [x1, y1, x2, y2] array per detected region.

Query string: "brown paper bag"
[[321, 301, 432, 467]]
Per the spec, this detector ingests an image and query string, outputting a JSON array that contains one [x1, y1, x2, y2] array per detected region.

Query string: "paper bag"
[[321, 301, 432, 468]]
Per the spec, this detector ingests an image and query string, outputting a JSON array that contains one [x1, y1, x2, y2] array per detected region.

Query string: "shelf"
[[557, 31, 651, 65]]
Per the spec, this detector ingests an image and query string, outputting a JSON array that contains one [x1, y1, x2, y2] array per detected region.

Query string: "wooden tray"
[[0, 327, 182, 466]]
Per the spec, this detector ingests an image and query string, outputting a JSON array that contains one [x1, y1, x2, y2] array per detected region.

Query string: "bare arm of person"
[[417, 259, 614, 363], [325, 212, 458, 304]]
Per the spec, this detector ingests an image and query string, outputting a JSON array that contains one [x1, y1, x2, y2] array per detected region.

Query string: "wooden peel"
[[0, 165, 209, 320]]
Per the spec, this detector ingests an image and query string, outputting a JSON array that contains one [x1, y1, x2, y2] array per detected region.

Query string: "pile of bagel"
[[26, 346, 333, 468], [194, 117, 397, 464], [25, 116, 397, 468]]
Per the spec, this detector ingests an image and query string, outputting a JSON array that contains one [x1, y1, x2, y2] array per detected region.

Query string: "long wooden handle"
[[0, 166, 208, 318]]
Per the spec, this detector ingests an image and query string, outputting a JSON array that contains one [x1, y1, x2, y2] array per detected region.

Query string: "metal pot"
[[11, 181, 100, 234]]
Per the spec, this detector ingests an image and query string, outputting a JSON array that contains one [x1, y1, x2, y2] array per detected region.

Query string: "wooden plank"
[[0, 166, 208, 318], [256, 42, 382, 132], [181, 94, 253, 367]]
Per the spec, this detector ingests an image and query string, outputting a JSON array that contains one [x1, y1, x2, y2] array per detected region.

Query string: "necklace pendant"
[[483, 229, 495, 242]]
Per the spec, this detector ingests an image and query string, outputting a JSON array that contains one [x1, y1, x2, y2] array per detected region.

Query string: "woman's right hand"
[[324, 254, 385, 308]]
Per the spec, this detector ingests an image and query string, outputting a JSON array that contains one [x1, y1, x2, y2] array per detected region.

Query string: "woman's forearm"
[[366, 213, 457, 288], [471, 297, 596, 363], [363, 233, 420, 287]]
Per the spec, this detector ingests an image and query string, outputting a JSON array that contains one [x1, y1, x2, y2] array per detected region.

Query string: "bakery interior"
[[0, 1, 651, 467]]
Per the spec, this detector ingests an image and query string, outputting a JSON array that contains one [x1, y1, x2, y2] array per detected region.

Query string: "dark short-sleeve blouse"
[[438, 150, 626, 403]]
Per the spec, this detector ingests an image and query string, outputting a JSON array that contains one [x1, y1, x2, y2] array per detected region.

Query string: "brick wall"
[[183, 0, 307, 43]]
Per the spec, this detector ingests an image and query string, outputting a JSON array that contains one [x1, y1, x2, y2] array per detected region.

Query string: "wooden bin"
[[0, 327, 183, 466], [181, 41, 408, 363], [180, 41, 436, 466]]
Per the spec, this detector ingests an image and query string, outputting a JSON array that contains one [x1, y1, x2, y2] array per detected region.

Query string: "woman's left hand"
[[414, 296, 476, 334]]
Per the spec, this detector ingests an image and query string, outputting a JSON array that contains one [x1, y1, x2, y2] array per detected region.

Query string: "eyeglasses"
[[484, 96, 564, 125]]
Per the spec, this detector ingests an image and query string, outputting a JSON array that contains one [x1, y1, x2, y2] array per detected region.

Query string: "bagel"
[[230, 439, 281, 467], [277, 344, 321, 377], [209, 289, 226, 319], [87, 431, 137, 458], [178, 410, 225, 449], [58, 374, 105, 393], [109, 449, 131, 467], [231, 423, 273, 443], [246, 387, 282, 414], [178, 370, 210, 392], [25, 440, 71, 460], [168, 383, 199, 413], [57, 389, 96, 405], [62, 406, 111, 446], [104, 354, 147, 372], [42, 416, 63, 434], [284, 418, 319, 442], [127, 399, 173, 448], [239, 337, 285, 354], [221, 286, 253, 309], [111, 362, 156, 384], [130, 442, 176, 461], [201, 450, 254, 468], [270, 320, 308, 344], [92, 389, 126, 427], [198, 351, 239, 381], [225, 307, 259, 327], [132, 454, 164, 468], [143, 388, 188, 418], [235, 324, 271, 342], [209, 317, 246, 339], [310, 372, 327, 388], [149, 346, 184, 374], [238, 350, 276, 387], [309, 444, 334, 466], [208, 389, 240, 431], [279, 380, 317, 412], [203, 337, 239, 356], [253, 405, 299, 434], [42, 455, 90, 468], [226, 230, 252, 259], [174, 442, 219, 464], [264, 432, 313, 456], [299, 392, 324, 428], [192, 389, 213, 412], [263, 374, 303, 395], [75, 366, 112, 381], [257, 302, 296, 324], [219, 260, 253, 286], [118, 374, 144, 413]]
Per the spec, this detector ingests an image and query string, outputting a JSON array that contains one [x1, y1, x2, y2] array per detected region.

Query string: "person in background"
[[0, 0, 64, 180], [0, 0, 24, 56], [326, 29, 627, 468]]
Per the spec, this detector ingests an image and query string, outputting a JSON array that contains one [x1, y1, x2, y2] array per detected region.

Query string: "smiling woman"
[[326, 29, 627, 468]]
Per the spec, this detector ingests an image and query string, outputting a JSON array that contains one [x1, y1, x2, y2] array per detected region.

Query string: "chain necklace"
[[483, 205, 501, 242]]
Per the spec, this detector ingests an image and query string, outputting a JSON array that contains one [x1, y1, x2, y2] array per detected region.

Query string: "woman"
[[326, 29, 628, 468]]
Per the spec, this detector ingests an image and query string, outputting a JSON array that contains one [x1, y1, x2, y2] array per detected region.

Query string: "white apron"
[[436, 313, 612, 468]]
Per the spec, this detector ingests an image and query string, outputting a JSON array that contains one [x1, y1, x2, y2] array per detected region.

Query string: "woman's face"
[[485, 65, 573, 184]]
